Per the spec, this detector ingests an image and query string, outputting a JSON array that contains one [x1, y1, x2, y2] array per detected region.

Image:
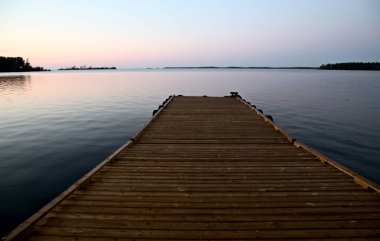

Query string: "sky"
[[1, 0, 379, 69]]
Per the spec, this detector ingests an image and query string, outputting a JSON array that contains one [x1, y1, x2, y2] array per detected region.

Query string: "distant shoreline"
[[162, 62, 380, 70], [163, 66, 319, 70]]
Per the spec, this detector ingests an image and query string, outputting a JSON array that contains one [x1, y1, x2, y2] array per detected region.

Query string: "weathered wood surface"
[[5, 95, 380, 240]]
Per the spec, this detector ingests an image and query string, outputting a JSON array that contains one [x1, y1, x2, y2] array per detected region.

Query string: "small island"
[[0, 56, 49, 72], [58, 65, 117, 71], [320, 62, 380, 70]]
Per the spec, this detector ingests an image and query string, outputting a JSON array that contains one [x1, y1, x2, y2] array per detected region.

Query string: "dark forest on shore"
[[0, 57, 49, 72], [320, 62, 380, 70]]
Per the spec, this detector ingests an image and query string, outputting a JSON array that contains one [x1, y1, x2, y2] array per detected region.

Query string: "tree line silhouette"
[[320, 62, 380, 70], [0, 57, 49, 72]]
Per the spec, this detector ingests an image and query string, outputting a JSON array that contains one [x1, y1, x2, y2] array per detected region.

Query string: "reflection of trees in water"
[[0, 75, 32, 94]]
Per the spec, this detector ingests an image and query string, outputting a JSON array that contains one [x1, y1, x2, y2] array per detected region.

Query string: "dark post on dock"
[[4, 93, 380, 240]]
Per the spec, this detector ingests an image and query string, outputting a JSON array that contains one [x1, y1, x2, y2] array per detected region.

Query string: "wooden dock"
[[5, 94, 380, 240]]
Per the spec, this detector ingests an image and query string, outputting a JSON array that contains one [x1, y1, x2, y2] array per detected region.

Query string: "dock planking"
[[4, 94, 380, 240]]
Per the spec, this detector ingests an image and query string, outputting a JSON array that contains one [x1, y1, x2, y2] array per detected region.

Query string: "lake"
[[1, 69, 380, 236]]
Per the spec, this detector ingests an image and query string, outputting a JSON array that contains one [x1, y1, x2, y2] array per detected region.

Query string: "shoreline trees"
[[320, 62, 380, 70], [0, 57, 49, 72]]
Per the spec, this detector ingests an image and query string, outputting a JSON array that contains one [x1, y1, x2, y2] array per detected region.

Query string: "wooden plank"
[[72, 190, 378, 198], [45, 211, 380, 222], [36, 218, 380, 230], [59, 199, 380, 208], [72, 181, 364, 189], [28, 237, 380, 241], [67, 193, 379, 202], [29, 226, 380, 239]]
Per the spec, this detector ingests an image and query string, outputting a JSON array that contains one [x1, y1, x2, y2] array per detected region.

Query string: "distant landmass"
[[163, 62, 380, 71], [320, 62, 380, 70], [0, 56, 49, 72], [58, 65, 117, 70], [2, 57, 378, 72], [163, 66, 318, 70]]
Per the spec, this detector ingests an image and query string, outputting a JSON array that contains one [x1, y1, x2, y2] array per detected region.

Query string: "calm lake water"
[[1, 69, 380, 236]]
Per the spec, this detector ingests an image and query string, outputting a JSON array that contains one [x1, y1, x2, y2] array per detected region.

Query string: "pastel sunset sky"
[[1, 0, 379, 68]]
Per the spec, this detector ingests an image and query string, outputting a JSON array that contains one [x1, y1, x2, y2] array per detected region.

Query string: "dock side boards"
[[230, 91, 380, 193]]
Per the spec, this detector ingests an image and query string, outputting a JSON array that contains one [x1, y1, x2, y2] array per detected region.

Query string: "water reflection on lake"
[[0, 75, 31, 94]]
